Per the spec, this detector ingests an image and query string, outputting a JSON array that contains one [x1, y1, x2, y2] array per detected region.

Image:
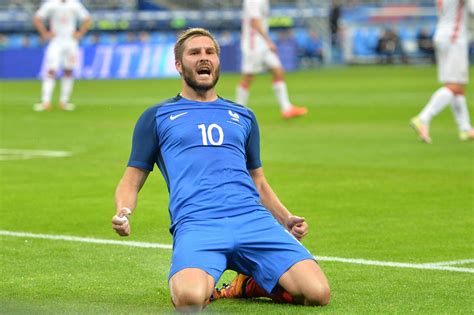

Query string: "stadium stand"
[[0, 0, 471, 79]]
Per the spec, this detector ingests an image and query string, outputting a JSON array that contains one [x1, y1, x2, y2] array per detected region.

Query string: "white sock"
[[41, 76, 55, 104], [60, 76, 74, 104], [451, 95, 472, 131], [236, 84, 249, 106], [419, 87, 455, 124], [272, 80, 292, 112]]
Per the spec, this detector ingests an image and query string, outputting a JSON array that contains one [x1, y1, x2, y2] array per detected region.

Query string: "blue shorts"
[[169, 210, 315, 293]]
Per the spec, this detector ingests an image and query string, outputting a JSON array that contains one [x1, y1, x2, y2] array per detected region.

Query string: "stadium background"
[[1, 1, 473, 314], [1, 0, 473, 79]]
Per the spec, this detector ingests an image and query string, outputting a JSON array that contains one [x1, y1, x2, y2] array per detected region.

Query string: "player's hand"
[[285, 215, 308, 240], [266, 39, 277, 53], [73, 31, 84, 40], [112, 208, 131, 237], [41, 31, 54, 41]]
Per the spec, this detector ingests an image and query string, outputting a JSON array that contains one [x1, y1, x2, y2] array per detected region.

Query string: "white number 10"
[[198, 123, 224, 146]]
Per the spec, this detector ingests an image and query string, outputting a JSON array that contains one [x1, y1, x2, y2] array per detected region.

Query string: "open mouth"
[[197, 66, 211, 76]]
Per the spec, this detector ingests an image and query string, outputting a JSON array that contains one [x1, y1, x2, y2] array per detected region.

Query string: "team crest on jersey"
[[228, 110, 240, 122]]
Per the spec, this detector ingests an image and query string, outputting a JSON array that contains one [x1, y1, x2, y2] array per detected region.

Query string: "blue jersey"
[[128, 95, 266, 233]]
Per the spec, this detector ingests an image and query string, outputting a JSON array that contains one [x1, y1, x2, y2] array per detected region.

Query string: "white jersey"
[[434, 0, 470, 44], [241, 0, 270, 52], [35, 0, 90, 41]]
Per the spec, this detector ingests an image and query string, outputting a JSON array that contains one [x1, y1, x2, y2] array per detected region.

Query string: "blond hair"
[[174, 28, 220, 61]]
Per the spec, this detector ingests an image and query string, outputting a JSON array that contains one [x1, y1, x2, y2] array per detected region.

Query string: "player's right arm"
[[33, 3, 53, 41], [33, 15, 53, 41], [112, 167, 149, 237], [112, 106, 160, 236]]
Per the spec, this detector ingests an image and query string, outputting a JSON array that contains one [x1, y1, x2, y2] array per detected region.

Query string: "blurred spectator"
[[0, 34, 9, 49], [277, 29, 296, 47], [88, 33, 100, 45], [218, 30, 234, 46], [376, 28, 407, 64], [417, 28, 435, 64], [21, 35, 32, 48], [139, 31, 150, 43], [300, 31, 324, 67], [329, 0, 341, 48], [126, 31, 137, 43]]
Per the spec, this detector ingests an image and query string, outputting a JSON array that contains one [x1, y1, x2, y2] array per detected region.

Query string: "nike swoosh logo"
[[170, 112, 188, 120]]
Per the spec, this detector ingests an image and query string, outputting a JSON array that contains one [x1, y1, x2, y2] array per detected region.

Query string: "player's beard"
[[182, 63, 220, 94]]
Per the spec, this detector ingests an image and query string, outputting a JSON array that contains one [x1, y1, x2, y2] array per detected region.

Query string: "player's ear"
[[175, 59, 182, 75]]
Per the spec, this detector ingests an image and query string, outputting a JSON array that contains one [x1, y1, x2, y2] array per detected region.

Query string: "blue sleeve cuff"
[[127, 161, 154, 172]]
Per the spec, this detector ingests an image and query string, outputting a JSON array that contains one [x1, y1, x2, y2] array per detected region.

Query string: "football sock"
[[451, 94, 472, 131], [272, 80, 292, 112], [419, 87, 454, 124], [42, 76, 56, 104], [60, 76, 74, 104], [236, 84, 249, 106], [245, 277, 295, 304]]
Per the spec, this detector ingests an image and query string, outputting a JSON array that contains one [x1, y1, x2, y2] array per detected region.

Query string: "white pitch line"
[[317, 256, 474, 273], [419, 259, 474, 267], [0, 230, 171, 249], [0, 149, 72, 161], [1, 230, 473, 274]]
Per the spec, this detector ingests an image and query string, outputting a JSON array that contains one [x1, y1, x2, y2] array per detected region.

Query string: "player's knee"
[[304, 283, 330, 306], [47, 70, 56, 77], [171, 286, 209, 311], [63, 70, 73, 77]]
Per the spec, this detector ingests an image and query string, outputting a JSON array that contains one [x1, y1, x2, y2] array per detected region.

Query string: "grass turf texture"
[[1, 65, 473, 314]]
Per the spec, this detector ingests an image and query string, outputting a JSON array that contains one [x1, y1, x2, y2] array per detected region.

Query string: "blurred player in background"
[[33, 0, 91, 111], [411, 0, 474, 142], [236, 0, 308, 120], [112, 28, 329, 312]]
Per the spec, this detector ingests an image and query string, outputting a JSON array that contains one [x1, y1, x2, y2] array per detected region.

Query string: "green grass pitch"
[[1, 65, 473, 314]]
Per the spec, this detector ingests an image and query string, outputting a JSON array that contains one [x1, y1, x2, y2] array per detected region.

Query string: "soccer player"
[[236, 0, 308, 120], [411, 0, 474, 143], [112, 28, 330, 312], [33, 0, 91, 111]]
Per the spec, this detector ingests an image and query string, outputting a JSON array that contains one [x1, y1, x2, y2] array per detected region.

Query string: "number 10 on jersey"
[[198, 124, 224, 146]]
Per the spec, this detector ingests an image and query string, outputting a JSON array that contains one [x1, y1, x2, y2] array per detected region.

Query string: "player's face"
[[178, 36, 220, 93]]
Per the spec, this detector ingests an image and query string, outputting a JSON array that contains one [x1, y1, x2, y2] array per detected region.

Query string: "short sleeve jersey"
[[35, 0, 90, 40], [434, 0, 469, 44], [241, 0, 270, 53], [128, 95, 264, 233]]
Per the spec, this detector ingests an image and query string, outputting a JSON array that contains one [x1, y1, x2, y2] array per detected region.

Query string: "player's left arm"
[[74, 17, 91, 40], [74, 4, 92, 40], [34, 4, 53, 41], [250, 18, 277, 52], [245, 109, 307, 240], [250, 167, 308, 240]]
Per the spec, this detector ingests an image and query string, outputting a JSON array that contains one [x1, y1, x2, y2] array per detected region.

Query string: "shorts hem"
[[168, 264, 222, 285], [264, 255, 315, 293]]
